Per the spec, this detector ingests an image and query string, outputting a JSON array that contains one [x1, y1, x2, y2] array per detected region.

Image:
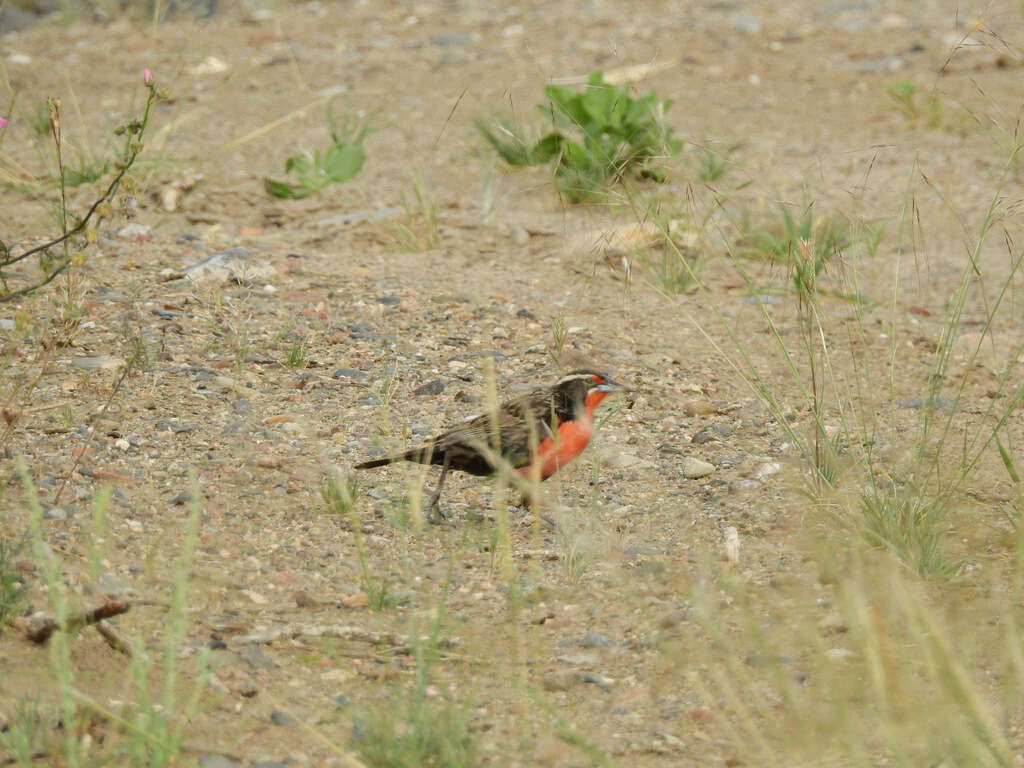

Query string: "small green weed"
[[391, 177, 440, 251], [322, 472, 360, 517], [693, 140, 741, 182], [0, 697, 50, 764], [285, 338, 309, 369], [478, 71, 681, 202], [322, 472, 393, 610], [63, 153, 107, 187], [0, 534, 28, 628], [263, 112, 369, 199], [885, 80, 943, 128], [352, 582, 475, 767], [859, 487, 957, 578]]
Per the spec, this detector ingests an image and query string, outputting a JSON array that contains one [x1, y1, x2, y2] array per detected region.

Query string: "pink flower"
[[0, 117, 8, 129], [143, 68, 153, 85]]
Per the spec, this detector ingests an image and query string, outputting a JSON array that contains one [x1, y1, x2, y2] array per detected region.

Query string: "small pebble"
[[270, 709, 298, 727], [681, 457, 715, 479]]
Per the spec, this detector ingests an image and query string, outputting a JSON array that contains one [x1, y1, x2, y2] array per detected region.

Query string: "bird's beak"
[[597, 377, 628, 393]]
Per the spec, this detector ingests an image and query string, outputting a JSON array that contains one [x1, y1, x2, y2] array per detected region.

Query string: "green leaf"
[[263, 177, 309, 199], [284, 153, 314, 176], [323, 142, 366, 183]]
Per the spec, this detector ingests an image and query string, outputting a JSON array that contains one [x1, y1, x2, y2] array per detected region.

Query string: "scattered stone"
[[155, 420, 198, 434], [681, 457, 715, 479], [239, 644, 277, 671], [826, 647, 855, 662], [376, 296, 400, 306], [72, 355, 125, 371], [240, 589, 268, 605], [508, 225, 530, 245], [356, 394, 381, 405], [293, 590, 323, 608], [96, 571, 130, 597], [42, 506, 69, 521], [270, 709, 298, 727], [723, 526, 740, 564], [555, 653, 598, 666], [682, 398, 717, 416], [332, 368, 368, 381], [341, 592, 370, 609], [541, 670, 578, 691], [516, 308, 537, 320], [491, 326, 509, 340], [893, 396, 956, 413], [117, 223, 152, 240], [603, 451, 655, 470], [731, 11, 761, 33], [578, 632, 614, 648], [314, 207, 400, 230], [691, 425, 731, 444], [818, 612, 848, 634], [197, 756, 237, 768], [168, 492, 193, 505], [753, 461, 782, 479], [183, 247, 277, 285], [580, 672, 614, 691], [414, 379, 446, 396]]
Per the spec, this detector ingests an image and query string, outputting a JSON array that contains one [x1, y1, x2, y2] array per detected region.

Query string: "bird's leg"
[[427, 452, 451, 524]]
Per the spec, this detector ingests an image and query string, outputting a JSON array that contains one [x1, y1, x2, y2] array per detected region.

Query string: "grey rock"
[[356, 394, 381, 405], [96, 571, 130, 597], [731, 11, 761, 33], [580, 672, 615, 691], [332, 368, 368, 381], [414, 379, 446, 396], [184, 247, 276, 285], [42, 506, 69, 521], [155, 420, 198, 434], [240, 644, 277, 671], [314, 206, 400, 230], [197, 756, 238, 768], [117, 223, 152, 240], [72, 355, 125, 370], [0, 5, 43, 33], [270, 709, 298, 727], [691, 426, 731, 445], [578, 632, 614, 648]]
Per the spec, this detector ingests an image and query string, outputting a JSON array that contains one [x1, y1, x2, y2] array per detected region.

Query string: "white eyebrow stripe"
[[556, 373, 597, 385]]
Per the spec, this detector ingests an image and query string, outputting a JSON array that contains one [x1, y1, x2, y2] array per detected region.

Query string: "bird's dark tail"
[[354, 456, 400, 469]]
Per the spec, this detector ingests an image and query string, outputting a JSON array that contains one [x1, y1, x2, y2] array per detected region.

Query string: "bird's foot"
[[427, 503, 454, 526]]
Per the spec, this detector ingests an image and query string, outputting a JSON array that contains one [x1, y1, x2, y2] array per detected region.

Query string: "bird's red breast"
[[517, 387, 610, 479], [518, 417, 592, 480]]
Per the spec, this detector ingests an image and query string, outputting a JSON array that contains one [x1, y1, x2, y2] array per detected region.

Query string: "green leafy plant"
[[478, 72, 682, 202], [263, 112, 369, 199]]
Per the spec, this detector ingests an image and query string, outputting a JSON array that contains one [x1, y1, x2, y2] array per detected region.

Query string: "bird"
[[354, 368, 626, 521]]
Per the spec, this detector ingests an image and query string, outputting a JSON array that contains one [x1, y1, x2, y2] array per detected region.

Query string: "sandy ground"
[[1, 1, 1024, 765]]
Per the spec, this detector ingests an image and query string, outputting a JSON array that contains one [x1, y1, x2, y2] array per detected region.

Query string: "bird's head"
[[556, 369, 627, 416]]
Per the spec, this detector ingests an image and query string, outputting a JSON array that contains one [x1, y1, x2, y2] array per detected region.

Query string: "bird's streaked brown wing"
[[419, 386, 560, 474]]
